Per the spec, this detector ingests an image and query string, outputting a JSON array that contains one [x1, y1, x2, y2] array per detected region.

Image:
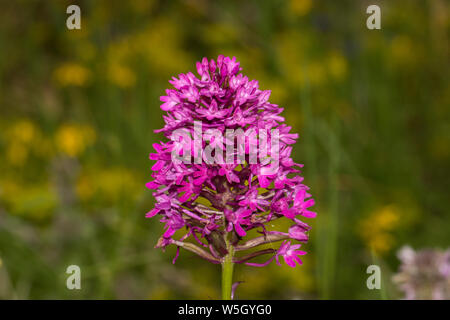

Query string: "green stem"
[[221, 237, 234, 300]]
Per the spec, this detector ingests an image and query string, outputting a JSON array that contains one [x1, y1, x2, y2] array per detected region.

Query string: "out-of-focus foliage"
[[0, 0, 448, 299]]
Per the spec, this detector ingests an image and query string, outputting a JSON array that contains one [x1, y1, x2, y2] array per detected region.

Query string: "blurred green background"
[[0, 0, 448, 299]]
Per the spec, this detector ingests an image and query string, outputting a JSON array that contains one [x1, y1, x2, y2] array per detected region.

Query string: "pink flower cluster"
[[146, 55, 316, 267]]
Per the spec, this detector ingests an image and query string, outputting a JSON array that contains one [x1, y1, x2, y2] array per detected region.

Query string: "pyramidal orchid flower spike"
[[146, 55, 316, 299]]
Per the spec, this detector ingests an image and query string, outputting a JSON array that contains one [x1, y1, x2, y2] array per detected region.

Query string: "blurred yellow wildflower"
[[202, 23, 238, 46], [6, 142, 28, 166], [358, 205, 401, 255], [276, 31, 307, 86], [327, 52, 348, 81], [0, 180, 58, 221], [290, 0, 313, 16], [390, 36, 417, 67], [76, 167, 142, 203], [262, 78, 288, 105], [5, 120, 43, 166], [55, 124, 96, 157], [53, 62, 91, 87], [9, 120, 36, 144], [108, 64, 136, 88], [139, 19, 192, 75], [276, 31, 330, 88], [107, 39, 134, 64], [131, 0, 157, 12], [104, 18, 192, 79], [307, 62, 326, 86]]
